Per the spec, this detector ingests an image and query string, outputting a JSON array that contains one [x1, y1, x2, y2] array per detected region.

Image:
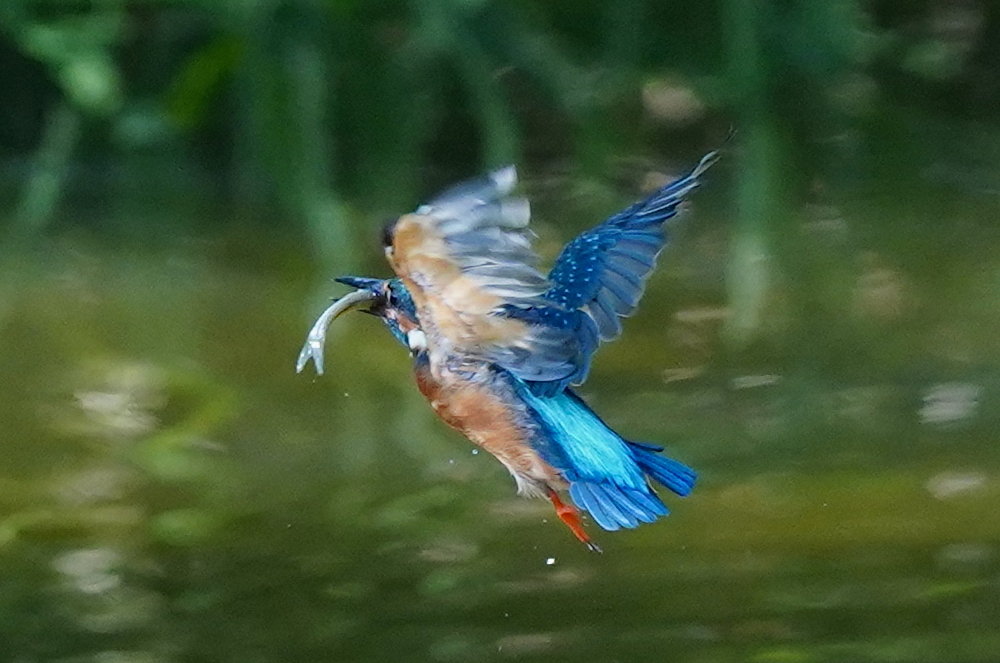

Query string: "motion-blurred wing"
[[386, 167, 578, 382], [514, 151, 719, 393]]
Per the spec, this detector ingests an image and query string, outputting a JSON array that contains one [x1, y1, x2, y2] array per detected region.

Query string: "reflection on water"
[[1, 222, 999, 663]]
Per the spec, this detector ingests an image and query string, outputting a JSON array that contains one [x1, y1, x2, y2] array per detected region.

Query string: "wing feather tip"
[[490, 165, 518, 193]]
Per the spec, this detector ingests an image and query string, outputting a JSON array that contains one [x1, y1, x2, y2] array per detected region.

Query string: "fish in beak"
[[296, 278, 387, 375]]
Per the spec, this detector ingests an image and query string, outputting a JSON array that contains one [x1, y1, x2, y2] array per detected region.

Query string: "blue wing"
[[505, 151, 719, 394], [547, 151, 719, 331], [386, 153, 716, 392], [513, 377, 696, 531]]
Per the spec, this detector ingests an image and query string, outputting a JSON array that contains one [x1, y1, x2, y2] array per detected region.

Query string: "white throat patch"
[[406, 329, 427, 352]]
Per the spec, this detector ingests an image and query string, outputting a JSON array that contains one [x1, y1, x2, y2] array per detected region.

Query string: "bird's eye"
[[380, 219, 397, 249]]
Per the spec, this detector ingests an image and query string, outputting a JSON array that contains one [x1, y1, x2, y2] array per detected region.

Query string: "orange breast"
[[413, 362, 564, 494]]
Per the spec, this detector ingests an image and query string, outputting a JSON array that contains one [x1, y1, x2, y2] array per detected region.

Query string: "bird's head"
[[333, 276, 417, 324], [296, 276, 421, 375]]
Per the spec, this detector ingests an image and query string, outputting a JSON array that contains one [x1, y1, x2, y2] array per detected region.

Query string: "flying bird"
[[298, 153, 717, 550]]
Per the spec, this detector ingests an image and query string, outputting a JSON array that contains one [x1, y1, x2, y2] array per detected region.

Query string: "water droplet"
[[926, 471, 987, 499]]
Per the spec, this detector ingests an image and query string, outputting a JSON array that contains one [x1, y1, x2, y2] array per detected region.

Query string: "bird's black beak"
[[335, 276, 385, 290]]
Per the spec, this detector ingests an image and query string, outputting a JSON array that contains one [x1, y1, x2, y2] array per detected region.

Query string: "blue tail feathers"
[[629, 442, 697, 497], [568, 443, 696, 532], [513, 375, 697, 533], [570, 482, 667, 531]]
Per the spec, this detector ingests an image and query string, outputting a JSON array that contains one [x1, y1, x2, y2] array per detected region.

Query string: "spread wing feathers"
[[512, 151, 719, 394], [517, 381, 695, 531], [388, 167, 579, 382], [545, 150, 719, 335], [404, 165, 546, 300], [387, 153, 716, 387]]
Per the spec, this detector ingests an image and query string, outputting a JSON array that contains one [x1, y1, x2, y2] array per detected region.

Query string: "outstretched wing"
[[386, 152, 717, 388], [507, 151, 719, 394], [385, 167, 580, 382], [547, 151, 718, 336]]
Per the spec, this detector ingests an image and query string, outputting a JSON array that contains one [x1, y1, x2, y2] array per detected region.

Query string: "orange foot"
[[548, 488, 602, 553]]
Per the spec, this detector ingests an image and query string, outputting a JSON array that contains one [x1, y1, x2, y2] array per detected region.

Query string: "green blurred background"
[[2, 1, 1000, 662]]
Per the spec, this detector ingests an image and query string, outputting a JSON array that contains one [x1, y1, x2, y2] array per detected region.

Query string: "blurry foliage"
[[0, 0, 998, 337], [0, 5, 1000, 661], [2, 246, 1000, 662]]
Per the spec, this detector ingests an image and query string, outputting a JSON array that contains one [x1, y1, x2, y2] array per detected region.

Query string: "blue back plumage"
[[514, 380, 646, 489]]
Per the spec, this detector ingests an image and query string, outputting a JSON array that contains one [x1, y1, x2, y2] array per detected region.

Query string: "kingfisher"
[[297, 153, 717, 551]]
